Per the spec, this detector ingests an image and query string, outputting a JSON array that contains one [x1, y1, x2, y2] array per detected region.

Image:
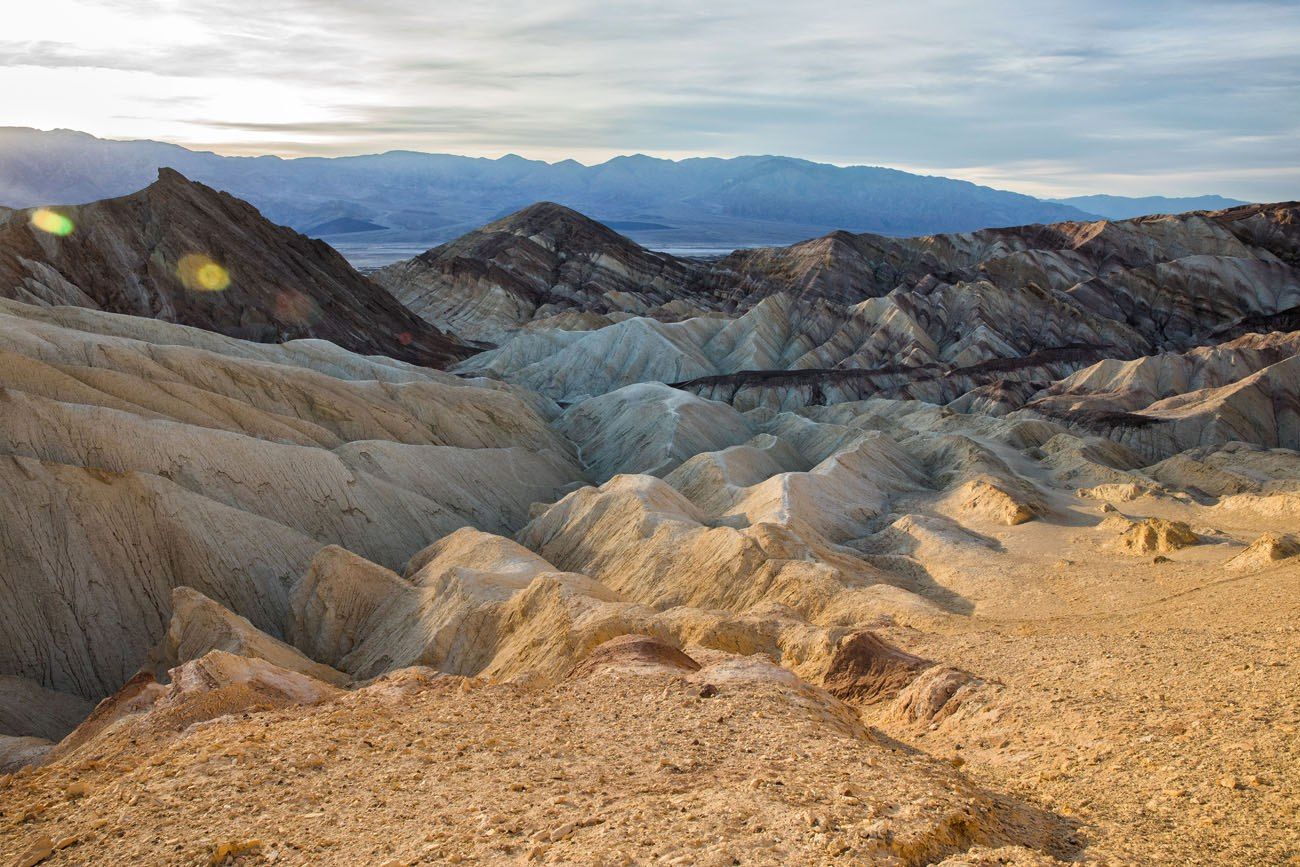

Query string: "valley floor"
[[875, 563, 1300, 865], [2, 512, 1295, 866]]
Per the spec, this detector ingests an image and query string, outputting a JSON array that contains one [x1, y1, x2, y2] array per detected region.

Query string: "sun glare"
[[177, 253, 231, 291], [30, 208, 74, 236]]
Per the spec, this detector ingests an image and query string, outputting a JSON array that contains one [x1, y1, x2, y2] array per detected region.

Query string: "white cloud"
[[2, 0, 1297, 198]]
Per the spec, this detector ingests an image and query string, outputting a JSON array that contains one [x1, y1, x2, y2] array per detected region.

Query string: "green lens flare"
[[30, 208, 74, 236]]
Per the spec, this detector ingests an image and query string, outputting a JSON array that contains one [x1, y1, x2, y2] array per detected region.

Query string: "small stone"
[[1217, 775, 1241, 790], [13, 835, 53, 867], [526, 844, 550, 861], [210, 839, 263, 865], [698, 684, 719, 699], [65, 780, 91, 799], [548, 821, 576, 842]]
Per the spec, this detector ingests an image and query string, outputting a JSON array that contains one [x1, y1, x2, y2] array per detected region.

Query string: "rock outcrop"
[[1226, 532, 1300, 571], [820, 631, 936, 704], [567, 634, 702, 678], [374, 202, 714, 343], [0, 298, 579, 702], [0, 169, 474, 366], [1106, 517, 1200, 555], [154, 588, 350, 686]]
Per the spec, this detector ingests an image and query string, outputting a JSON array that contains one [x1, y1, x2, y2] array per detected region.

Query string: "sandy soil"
[[868, 496, 1300, 866], [1, 658, 1078, 866], [1, 488, 1295, 866]]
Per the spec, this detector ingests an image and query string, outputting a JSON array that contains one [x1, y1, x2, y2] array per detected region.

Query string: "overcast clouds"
[[3, 0, 1297, 199]]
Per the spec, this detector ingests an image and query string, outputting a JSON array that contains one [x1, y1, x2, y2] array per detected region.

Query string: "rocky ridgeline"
[[372, 196, 1300, 464], [0, 169, 472, 366]]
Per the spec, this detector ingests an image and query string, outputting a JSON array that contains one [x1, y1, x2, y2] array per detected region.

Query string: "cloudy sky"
[[4, 0, 1298, 199]]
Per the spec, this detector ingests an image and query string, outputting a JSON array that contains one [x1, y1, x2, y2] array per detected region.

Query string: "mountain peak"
[[477, 202, 643, 253], [491, 200, 603, 229], [155, 166, 189, 185], [377, 201, 697, 343], [0, 176, 474, 366], [146, 166, 227, 207]]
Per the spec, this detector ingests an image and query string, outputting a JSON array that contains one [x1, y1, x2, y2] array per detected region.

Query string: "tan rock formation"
[[155, 588, 350, 686], [1226, 533, 1300, 571], [1107, 517, 1200, 554], [0, 641, 1079, 866], [949, 477, 1039, 525], [0, 297, 580, 704]]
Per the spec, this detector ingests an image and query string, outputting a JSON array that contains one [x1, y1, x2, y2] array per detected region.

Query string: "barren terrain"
[[1, 180, 1297, 865]]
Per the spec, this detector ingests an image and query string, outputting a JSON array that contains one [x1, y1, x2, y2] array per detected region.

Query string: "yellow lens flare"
[[177, 253, 231, 292], [30, 208, 74, 236]]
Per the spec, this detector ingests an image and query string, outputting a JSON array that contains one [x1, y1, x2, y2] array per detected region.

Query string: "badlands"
[[0, 172, 1297, 865]]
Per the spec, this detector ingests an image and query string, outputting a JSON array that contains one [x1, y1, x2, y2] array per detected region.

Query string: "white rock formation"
[[558, 382, 754, 481]]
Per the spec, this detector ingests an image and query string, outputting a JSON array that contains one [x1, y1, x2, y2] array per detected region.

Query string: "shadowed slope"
[[0, 169, 474, 366]]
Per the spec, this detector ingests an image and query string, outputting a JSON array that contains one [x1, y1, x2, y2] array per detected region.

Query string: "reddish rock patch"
[[822, 631, 935, 704], [568, 635, 701, 679]]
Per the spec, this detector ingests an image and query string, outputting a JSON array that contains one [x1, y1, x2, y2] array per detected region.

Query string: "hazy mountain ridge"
[[0, 127, 1101, 251], [1051, 194, 1249, 220]]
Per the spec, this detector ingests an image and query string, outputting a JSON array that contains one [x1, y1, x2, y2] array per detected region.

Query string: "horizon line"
[[1, 126, 1248, 203]]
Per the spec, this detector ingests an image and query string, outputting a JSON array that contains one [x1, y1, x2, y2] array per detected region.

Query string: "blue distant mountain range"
[[0, 127, 1247, 257]]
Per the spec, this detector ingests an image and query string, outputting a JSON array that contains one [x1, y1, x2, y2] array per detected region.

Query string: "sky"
[[3, 0, 1298, 200]]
